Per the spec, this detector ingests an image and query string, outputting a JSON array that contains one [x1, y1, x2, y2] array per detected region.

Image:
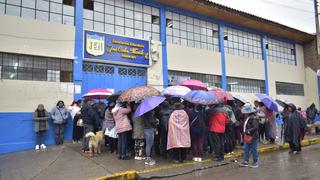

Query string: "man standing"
[[81, 99, 95, 153], [207, 101, 228, 162], [306, 103, 318, 124], [96, 99, 107, 130]]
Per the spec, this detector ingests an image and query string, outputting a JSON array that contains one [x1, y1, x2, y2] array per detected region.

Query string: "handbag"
[[77, 118, 83, 127]]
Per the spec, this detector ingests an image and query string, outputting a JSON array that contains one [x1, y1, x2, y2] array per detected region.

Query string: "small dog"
[[85, 131, 104, 156]]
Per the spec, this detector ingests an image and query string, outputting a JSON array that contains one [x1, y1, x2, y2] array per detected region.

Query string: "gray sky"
[[209, 0, 316, 34]]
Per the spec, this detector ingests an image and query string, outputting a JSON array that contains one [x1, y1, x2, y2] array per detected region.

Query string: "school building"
[[0, 0, 319, 153]]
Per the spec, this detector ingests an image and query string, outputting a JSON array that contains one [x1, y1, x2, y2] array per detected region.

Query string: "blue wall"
[[0, 113, 73, 154]]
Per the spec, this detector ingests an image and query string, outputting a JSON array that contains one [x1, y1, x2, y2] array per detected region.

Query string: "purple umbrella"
[[135, 96, 166, 117], [256, 93, 278, 112]]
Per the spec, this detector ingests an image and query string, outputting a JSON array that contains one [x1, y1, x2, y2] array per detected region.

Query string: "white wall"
[[0, 14, 75, 59], [167, 44, 222, 75], [0, 80, 74, 112], [147, 41, 164, 91]]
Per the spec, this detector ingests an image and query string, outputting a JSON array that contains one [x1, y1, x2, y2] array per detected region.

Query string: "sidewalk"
[[0, 136, 319, 180]]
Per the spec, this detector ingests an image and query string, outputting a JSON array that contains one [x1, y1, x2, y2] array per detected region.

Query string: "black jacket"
[[244, 115, 259, 139], [285, 111, 307, 146], [81, 104, 95, 125], [143, 111, 159, 129], [157, 108, 172, 132]]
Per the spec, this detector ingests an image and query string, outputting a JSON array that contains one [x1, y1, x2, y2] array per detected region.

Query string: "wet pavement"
[[144, 144, 320, 180], [0, 138, 319, 180]]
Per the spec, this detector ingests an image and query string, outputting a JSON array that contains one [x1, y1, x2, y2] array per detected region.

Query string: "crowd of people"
[[32, 96, 320, 168]]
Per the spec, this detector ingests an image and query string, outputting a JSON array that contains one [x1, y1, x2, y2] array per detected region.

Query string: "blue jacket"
[[51, 107, 68, 124]]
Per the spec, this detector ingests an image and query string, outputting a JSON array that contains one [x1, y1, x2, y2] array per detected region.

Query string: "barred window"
[[0, 52, 73, 82], [266, 37, 295, 65], [166, 11, 219, 51], [227, 77, 265, 93], [224, 27, 262, 60], [168, 70, 221, 88], [276, 82, 304, 96], [0, 0, 75, 25], [83, 0, 160, 41]]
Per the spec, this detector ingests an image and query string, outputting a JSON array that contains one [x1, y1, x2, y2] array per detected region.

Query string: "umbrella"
[[83, 88, 113, 99], [183, 90, 218, 105], [275, 99, 291, 108], [134, 96, 166, 117], [179, 79, 208, 91], [118, 86, 160, 102], [209, 89, 234, 101], [256, 93, 278, 112], [231, 94, 248, 104], [162, 85, 191, 97]]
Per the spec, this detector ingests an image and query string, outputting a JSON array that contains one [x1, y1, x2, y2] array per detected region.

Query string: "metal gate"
[[82, 62, 147, 94]]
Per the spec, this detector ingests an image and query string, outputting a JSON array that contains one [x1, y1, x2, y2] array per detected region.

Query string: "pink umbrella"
[[179, 79, 208, 91], [83, 88, 113, 99], [209, 89, 234, 101]]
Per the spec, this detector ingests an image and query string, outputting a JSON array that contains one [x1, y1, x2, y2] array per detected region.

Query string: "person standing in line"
[[104, 102, 118, 153], [207, 101, 228, 162], [131, 103, 145, 160], [96, 99, 107, 130], [239, 103, 259, 168], [70, 100, 83, 143], [260, 103, 276, 144], [112, 102, 132, 160], [167, 102, 191, 163], [81, 99, 95, 153], [285, 103, 307, 154], [189, 104, 207, 162], [157, 101, 172, 158], [33, 104, 50, 150], [306, 103, 318, 125], [224, 101, 237, 155], [51, 100, 68, 145], [143, 110, 159, 165]]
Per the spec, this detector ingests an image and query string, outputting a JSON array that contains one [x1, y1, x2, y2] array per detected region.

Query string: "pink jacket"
[[112, 106, 132, 134]]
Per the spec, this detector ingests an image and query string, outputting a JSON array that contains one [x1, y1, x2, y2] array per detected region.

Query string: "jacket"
[[207, 106, 228, 133], [33, 110, 49, 132], [51, 107, 68, 124], [81, 104, 95, 125], [112, 105, 132, 134], [189, 110, 206, 134], [104, 108, 115, 130], [244, 115, 259, 139], [143, 110, 158, 129], [157, 108, 172, 132]]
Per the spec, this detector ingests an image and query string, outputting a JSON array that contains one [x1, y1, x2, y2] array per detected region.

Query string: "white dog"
[[85, 131, 104, 156]]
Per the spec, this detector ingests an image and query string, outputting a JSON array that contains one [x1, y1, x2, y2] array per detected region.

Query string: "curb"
[[97, 137, 320, 180]]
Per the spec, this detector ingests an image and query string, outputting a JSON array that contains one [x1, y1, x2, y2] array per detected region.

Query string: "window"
[[168, 70, 221, 88], [166, 11, 219, 52], [224, 27, 262, 60], [227, 77, 265, 93], [266, 37, 296, 65], [83, 0, 160, 41], [0, 52, 73, 82], [276, 82, 304, 96], [0, 0, 74, 25]]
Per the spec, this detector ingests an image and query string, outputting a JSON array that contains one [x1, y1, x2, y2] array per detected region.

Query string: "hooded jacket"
[[285, 104, 307, 146], [112, 105, 132, 134], [207, 104, 228, 133]]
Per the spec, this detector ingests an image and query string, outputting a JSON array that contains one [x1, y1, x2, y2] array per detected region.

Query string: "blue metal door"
[[82, 62, 147, 95]]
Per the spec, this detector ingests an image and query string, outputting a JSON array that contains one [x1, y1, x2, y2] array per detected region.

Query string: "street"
[[143, 144, 320, 180]]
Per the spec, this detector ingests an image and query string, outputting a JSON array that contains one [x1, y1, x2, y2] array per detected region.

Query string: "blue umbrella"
[[135, 96, 166, 117], [256, 93, 278, 112], [183, 90, 218, 105]]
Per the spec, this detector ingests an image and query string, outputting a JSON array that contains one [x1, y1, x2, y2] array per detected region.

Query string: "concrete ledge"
[[97, 137, 320, 180]]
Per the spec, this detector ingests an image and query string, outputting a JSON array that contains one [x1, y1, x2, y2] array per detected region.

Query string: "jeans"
[[36, 131, 46, 145], [54, 124, 66, 145], [289, 141, 301, 152], [144, 128, 154, 157], [209, 132, 225, 159], [191, 133, 204, 157], [107, 136, 118, 153], [83, 124, 94, 150], [243, 138, 259, 163], [159, 129, 168, 157], [118, 131, 129, 158]]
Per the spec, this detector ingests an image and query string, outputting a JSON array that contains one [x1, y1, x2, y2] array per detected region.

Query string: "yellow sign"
[[86, 34, 105, 56]]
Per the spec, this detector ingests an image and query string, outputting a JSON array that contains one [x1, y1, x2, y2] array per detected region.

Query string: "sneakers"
[[35, 145, 40, 150], [239, 161, 249, 167], [250, 162, 259, 168], [145, 157, 156, 166], [135, 156, 144, 161], [193, 157, 203, 162], [40, 144, 47, 149]]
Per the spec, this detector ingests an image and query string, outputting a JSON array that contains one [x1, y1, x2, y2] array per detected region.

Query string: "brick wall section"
[[303, 37, 320, 72]]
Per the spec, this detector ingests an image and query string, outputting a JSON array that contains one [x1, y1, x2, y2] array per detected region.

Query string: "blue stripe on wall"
[[160, 7, 169, 87], [73, 0, 84, 100], [219, 24, 227, 90], [0, 113, 73, 154], [261, 34, 269, 95]]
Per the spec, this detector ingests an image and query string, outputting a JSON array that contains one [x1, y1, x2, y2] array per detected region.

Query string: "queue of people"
[[32, 96, 317, 168]]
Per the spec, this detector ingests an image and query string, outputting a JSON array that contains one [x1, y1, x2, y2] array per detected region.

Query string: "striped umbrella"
[[83, 88, 113, 99]]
